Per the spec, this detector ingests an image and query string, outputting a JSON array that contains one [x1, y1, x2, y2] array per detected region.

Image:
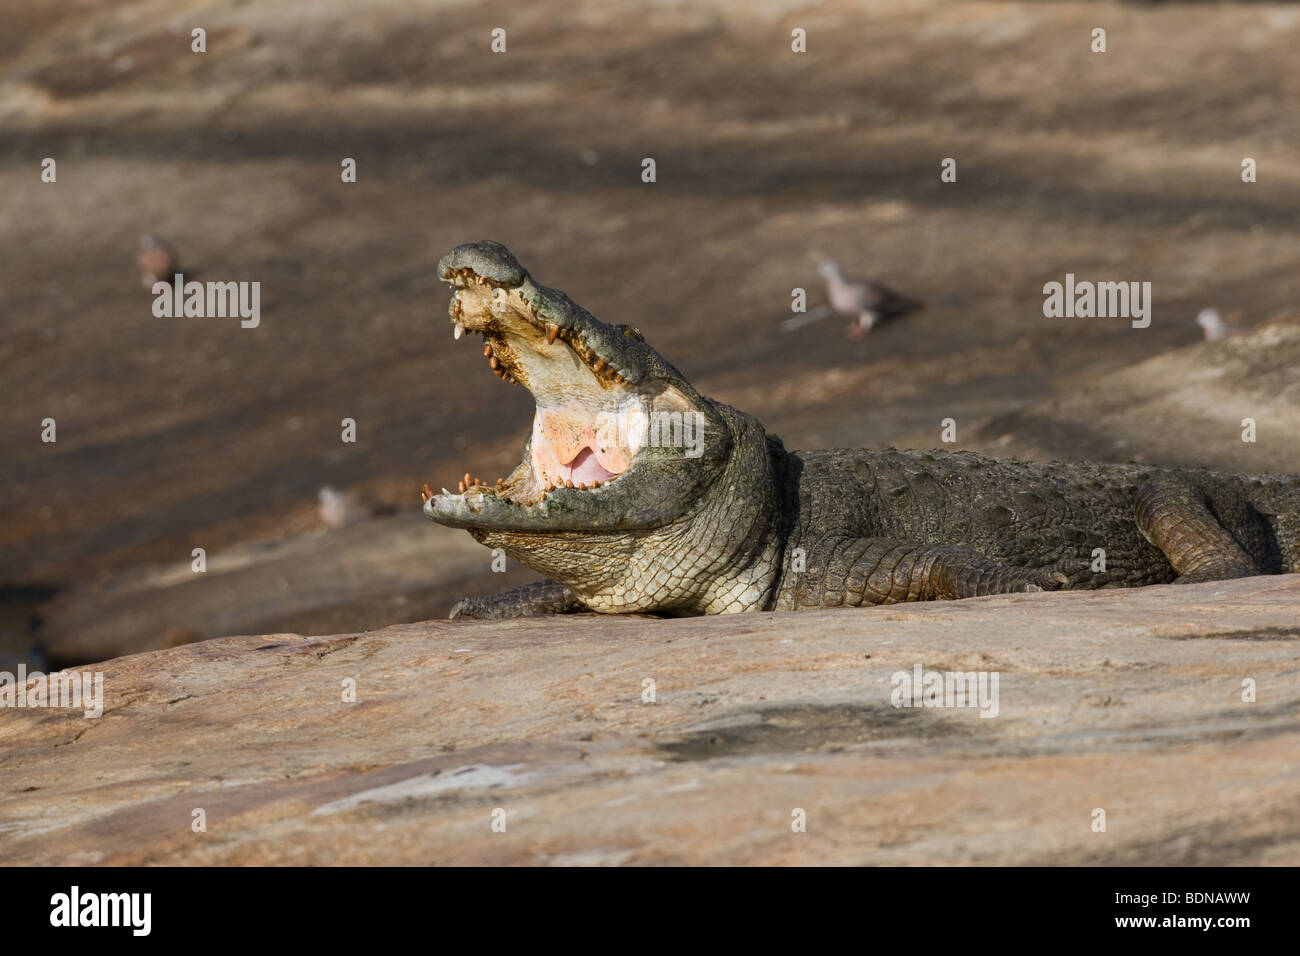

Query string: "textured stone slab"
[[3, 575, 1298, 865]]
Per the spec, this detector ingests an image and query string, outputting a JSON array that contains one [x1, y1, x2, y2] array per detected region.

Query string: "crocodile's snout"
[[437, 240, 526, 287]]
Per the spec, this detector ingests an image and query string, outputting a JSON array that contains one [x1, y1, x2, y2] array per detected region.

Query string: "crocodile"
[[423, 241, 1300, 619]]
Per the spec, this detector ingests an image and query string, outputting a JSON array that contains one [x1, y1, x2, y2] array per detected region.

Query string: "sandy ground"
[[1, 0, 1298, 663]]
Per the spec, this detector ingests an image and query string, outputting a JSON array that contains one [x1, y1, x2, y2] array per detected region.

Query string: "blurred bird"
[[318, 486, 367, 529], [818, 260, 923, 339], [1196, 308, 1241, 341], [137, 234, 178, 288]]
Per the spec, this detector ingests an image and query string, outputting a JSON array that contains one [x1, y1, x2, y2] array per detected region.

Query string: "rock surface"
[[3, 576, 1299, 865], [966, 317, 1300, 475]]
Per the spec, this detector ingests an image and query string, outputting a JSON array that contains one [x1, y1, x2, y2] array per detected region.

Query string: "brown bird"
[[819, 260, 923, 339], [137, 234, 178, 288]]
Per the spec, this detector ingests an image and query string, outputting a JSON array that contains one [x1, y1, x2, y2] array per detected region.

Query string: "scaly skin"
[[424, 241, 1300, 619]]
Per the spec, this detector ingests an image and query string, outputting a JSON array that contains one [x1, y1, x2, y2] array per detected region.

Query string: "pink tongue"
[[564, 447, 618, 484]]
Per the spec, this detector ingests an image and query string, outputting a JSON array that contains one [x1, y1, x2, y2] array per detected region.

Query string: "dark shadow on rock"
[[656, 702, 970, 762], [1160, 626, 1300, 641]]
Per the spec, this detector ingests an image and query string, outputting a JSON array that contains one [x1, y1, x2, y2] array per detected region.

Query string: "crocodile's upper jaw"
[[424, 241, 730, 533]]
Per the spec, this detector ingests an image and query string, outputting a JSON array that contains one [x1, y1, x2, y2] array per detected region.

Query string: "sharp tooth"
[[546, 324, 559, 344], [593, 358, 605, 372], [483, 343, 492, 356], [457, 480, 467, 493], [454, 323, 465, 340], [442, 487, 452, 496], [489, 356, 498, 369]]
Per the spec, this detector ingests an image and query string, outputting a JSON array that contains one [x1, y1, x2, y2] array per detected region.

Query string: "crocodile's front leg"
[[450, 579, 585, 620], [774, 536, 1070, 610]]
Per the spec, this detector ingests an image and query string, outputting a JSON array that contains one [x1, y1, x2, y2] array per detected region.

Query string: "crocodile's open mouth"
[[436, 265, 644, 498], [422, 241, 708, 532]]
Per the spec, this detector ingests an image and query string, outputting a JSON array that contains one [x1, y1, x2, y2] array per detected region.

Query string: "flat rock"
[[3, 575, 1299, 865], [968, 316, 1300, 474]]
